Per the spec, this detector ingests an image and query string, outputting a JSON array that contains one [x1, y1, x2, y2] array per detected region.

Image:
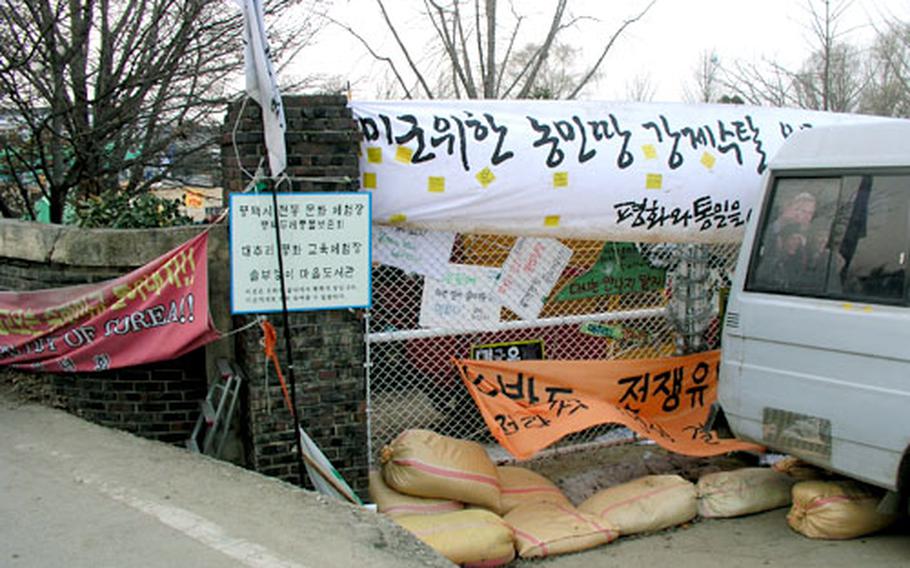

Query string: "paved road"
[[514, 507, 910, 567], [2, 388, 909, 568], [0, 392, 449, 568]]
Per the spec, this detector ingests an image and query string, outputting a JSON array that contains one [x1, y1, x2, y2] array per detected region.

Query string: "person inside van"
[[772, 191, 817, 234], [755, 222, 808, 288]]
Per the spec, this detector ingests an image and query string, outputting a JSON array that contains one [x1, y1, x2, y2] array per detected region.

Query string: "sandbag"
[[772, 456, 830, 481], [578, 474, 697, 535], [394, 509, 515, 567], [496, 466, 571, 515], [504, 501, 617, 558], [697, 467, 796, 518], [787, 480, 897, 540], [381, 429, 501, 510], [369, 470, 463, 518]]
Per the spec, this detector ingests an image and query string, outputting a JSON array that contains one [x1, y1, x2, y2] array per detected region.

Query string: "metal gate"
[[365, 229, 741, 463]]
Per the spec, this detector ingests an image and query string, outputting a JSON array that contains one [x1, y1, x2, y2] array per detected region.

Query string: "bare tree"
[[0, 0, 324, 223], [502, 42, 584, 99], [683, 49, 721, 103], [338, 0, 656, 100], [625, 73, 656, 102], [719, 0, 868, 112], [861, 20, 910, 117]]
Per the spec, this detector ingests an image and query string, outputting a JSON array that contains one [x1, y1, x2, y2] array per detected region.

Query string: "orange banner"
[[455, 350, 763, 460]]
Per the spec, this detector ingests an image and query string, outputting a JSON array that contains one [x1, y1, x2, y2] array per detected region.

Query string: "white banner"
[[351, 100, 893, 243], [237, 0, 286, 178]]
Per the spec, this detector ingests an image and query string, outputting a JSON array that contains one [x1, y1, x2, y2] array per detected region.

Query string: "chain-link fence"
[[366, 229, 742, 463]]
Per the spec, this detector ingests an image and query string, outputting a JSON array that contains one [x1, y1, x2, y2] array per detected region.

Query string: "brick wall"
[[0, 221, 230, 446], [222, 95, 369, 496], [48, 351, 207, 444]]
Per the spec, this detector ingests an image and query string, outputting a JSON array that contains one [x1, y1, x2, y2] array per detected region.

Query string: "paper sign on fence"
[[372, 225, 456, 279], [495, 237, 573, 320], [419, 264, 501, 330]]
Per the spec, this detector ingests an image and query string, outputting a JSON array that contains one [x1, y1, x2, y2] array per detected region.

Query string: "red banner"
[[0, 232, 219, 372], [455, 351, 764, 460]]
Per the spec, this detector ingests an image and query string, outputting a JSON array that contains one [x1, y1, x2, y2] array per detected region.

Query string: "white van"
[[717, 120, 910, 506]]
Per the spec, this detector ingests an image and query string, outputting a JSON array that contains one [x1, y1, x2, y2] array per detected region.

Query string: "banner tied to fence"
[[353, 100, 890, 243], [0, 232, 218, 372], [455, 350, 763, 460]]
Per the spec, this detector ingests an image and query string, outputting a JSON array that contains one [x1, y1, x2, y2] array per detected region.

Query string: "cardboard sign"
[[372, 225, 456, 279], [229, 193, 372, 314], [419, 264, 501, 329], [553, 242, 665, 302], [496, 237, 572, 320], [455, 350, 764, 460], [0, 232, 218, 372]]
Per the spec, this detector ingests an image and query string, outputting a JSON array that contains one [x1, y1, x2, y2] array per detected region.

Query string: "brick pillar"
[[221, 95, 368, 497]]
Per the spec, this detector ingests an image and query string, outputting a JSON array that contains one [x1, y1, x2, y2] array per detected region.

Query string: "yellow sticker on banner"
[[544, 215, 560, 227], [642, 144, 658, 159], [553, 172, 569, 188], [389, 213, 407, 224], [476, 167, 496, 188], [646, 173, 663, 189], [367, 147, 383, 163], [363, 172, 377, 189], [701, 151, 716, 169], [428, 176, 445, 193], [395, 146, 414, 164]]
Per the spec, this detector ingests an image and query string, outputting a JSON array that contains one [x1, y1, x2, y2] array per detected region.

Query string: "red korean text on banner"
[[0, 232, 219, 373], [455, 351, 764, 460]]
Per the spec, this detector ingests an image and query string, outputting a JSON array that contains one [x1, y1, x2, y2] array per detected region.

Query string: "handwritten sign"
[[496, 237, 572, 320], [0, 232, 218, 372], [455, 351, 764, 460], [372, 225, 456, 279], [553, 242, 665, 302], [229, 193, 371, 314], [353, 100, 890, 243], [419, 264, 501, 330]]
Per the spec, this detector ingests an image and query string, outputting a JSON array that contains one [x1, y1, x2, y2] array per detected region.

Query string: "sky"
[[292, 0, 910, 102]]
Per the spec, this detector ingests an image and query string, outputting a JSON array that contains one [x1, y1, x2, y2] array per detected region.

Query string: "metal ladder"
[[187, 359, 242, 459]]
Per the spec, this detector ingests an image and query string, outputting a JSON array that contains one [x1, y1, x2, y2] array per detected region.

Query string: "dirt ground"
[[507, 439, 754, 505]]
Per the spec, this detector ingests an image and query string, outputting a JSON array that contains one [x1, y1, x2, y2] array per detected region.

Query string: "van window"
[[746, 174, 910, 304]]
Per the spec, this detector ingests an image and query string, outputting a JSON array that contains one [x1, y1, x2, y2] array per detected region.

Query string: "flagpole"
[[267, 177, 308, 489], [239, 0, 306, 488]]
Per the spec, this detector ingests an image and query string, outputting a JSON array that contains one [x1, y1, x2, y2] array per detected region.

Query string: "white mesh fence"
[[366, 229, 742, 462]]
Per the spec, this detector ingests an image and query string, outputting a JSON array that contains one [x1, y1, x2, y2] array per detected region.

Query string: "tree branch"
[[568, 0, 655, 99]]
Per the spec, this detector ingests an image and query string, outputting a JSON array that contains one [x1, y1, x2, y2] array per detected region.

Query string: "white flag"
[[236, 0, 287, 179]]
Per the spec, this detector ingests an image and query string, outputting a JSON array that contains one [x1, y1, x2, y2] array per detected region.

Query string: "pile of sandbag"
[[372, 433, 900, 565], [373, 429, 617, 564], [693, 458, 898, 540]]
